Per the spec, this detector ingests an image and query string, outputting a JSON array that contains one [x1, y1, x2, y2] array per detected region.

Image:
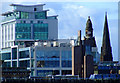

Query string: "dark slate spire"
[[100, 12, 113, 61], [85, 16, 93, 38], [86, 16, 93, 31]]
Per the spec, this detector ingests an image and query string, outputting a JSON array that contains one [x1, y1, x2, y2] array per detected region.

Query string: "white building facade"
[[1, 4, 58, 49]]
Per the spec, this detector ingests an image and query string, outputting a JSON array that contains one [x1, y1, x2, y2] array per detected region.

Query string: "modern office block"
[[1, 4, 58, 49], [1, 40, 73, 77]]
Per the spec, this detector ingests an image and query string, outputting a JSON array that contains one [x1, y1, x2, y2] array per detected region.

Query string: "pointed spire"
[[100, 12, 113, 61], [102, 12, 110, 48], [86, 16, 93, 31]]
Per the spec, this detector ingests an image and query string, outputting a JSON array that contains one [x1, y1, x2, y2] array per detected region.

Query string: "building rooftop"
[[10, 3, 45, 7]]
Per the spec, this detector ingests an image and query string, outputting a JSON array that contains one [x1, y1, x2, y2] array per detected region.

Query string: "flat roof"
[[1, 10, 49, 16], [47, 15, 58, 17], [10, 3, 45, 7]]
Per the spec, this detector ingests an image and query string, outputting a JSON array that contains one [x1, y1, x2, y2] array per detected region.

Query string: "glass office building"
[[1, 4, 58, 49], [34, 46, 72, 77], [1, 40, 74, 77]]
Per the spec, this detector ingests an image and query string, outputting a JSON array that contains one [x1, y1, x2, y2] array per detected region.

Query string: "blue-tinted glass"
[[2, 53, 11, 60], [2, 62, 10, 67], [19, 60, 30, 67], [103, 74, 109, 79], [33, 23, 48, 40], [36, 50, 60, 68], [15, 23, 31, 39], [62, 60, 72, 67], [36, 50, 60, 59], [19, 50, 29, 58], [35, 12, 46, 19], [37, 61, 59, 68], [20, 12, 29, 19], [37, 70, 59, 77], [61, 51, 72, 60], [12, 48, 17, 59], [12, 61, 17, 67]]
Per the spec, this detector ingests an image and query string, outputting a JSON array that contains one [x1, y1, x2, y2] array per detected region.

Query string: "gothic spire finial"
[[88, 16, 90, 19]]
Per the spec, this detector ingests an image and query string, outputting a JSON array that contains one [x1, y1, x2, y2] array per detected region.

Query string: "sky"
[[0, 1, 119, 61]]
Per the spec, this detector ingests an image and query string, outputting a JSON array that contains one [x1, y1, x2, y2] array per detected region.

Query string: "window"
[[30, 21, 33, 23], [37, 21, 43, 23], [34, 8, 37, 11], [23, 21, 26, 23], [19, 50, 29, 58], [2, 53, 11, 60], [21, 12, 29, 19], [12, 47, 17, 59], [37, 70, 59, 77], [12, 61, 17, 67], [33, 23, 48, 40], [37, 61, 59, 67], [19, 60, 30, 67], [2, 62, 10, 67], [15, 23, 31, 39], [35, 12, 46, 19], [61, 51, 72, 67]]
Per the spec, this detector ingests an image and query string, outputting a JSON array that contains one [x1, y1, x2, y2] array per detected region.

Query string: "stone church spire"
[[100, 12, 113, 61]]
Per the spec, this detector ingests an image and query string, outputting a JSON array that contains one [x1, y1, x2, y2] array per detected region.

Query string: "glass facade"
[[61, 51, 72, 67], [12, 47, 17, 59], [15, 23, 31, 39], [37, 61, 59, 67], [33, 23, 48, 40], [19, 60, 30, 67], [36, 50, 60, 68], [62, 70, 72, 75], [12, 61, 17, 67], [20, 12, 29, 19], [1, 47, 72, 77], [37, 70, 59, 77], [35, 48, 72, 76], [19, 50, 29, 58], [2, 53, 11, 60], [35, 12, 46, 19], [2, 62, 11, 67]]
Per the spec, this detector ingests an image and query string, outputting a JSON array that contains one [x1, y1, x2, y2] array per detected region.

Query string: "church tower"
[[100, 12, 113, 61], [84, 16, 96, 47], [85, 16, 93, 38]]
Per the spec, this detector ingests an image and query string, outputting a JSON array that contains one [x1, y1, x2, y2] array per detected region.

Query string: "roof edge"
[[10, 3, 46, 7]]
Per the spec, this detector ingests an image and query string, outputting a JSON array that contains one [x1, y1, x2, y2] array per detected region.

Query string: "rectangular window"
[[2, 53, 11, 60], [15, 23, 31, 39], [2, 62, 11, 67], [19, 60, 30, 67], [12, 61, 17, 67], [19, 50, 29, 58], [37, 70, 59, 77], [21, 12, 29, 19], [35, 12, 46, 19], [61, 50, 72, 67], [12, 47, 17, 59], [33, 23, 48, 40]]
